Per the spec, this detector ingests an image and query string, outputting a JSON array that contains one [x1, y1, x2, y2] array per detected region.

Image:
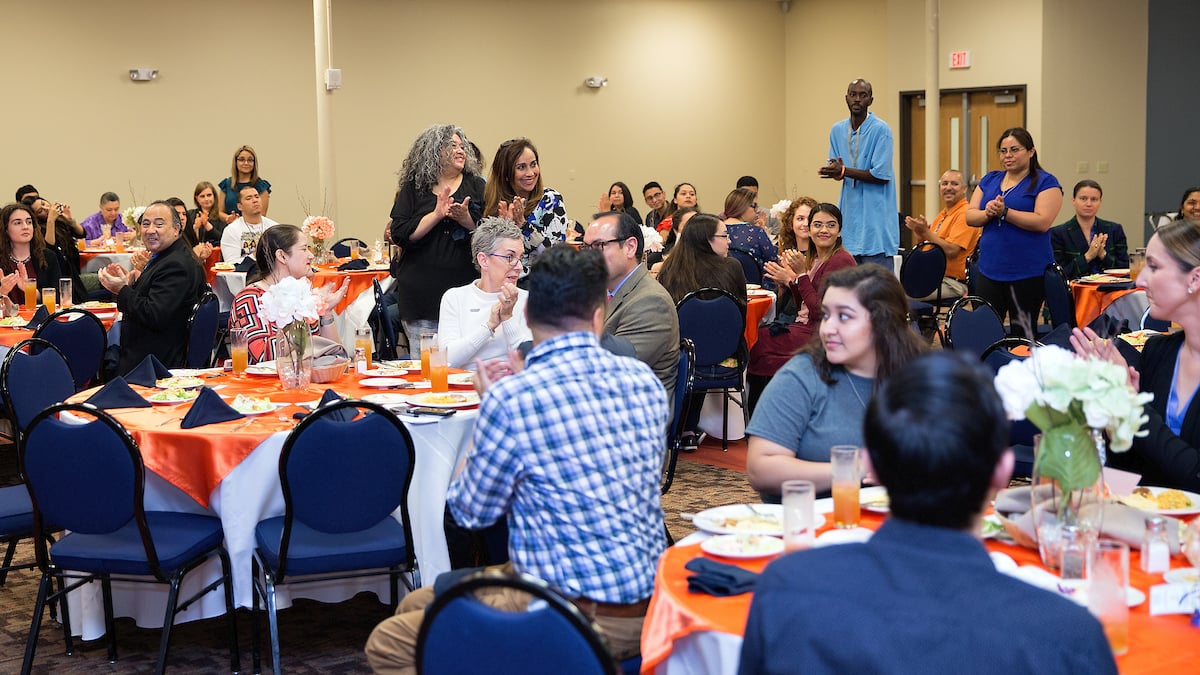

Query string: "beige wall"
[[8, 0, 1147, 248]]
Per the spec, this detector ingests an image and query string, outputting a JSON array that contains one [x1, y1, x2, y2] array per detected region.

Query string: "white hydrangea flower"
[[259, 276, 319, 328]]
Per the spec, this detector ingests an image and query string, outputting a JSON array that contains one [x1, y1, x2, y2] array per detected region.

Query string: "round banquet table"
[[642, 506, 1200, 675], [0, 305, 118, 350], [61, 365, 477, 639], [743, 294, 775, 351], [1071, 281, 1146, 329], [78, 247, 134, 274]]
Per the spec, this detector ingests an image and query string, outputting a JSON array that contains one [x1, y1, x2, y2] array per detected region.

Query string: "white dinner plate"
[[861, 489, 890, 514], [0, 317, 28, 328], [1104, 268, 1130, 276], [362, 366, 415, 377], [359, 377, 411, 389], [692, 504, 783, 536], [1163, 567, 1200, 584], [407, 391, 481, 409], [146, 390, 200, 405], [244, 362, 277, 377], [747, 288, 774, 298], [448, 373, 474, 388], [1053, 579, 1146, 608], [382, 359, 422, 372], [169, 368, 222, 378], [155, 376, 205, 390], [814, 527, 873, 547], [1116, 486, 1200, 516], [700, 534, 784, 560], [362, 393, 410, 405], [226, 396, 285, 415]]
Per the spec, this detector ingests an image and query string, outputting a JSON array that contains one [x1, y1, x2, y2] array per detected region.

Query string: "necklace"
[[846, 373, 868, 410], [8, 253, 30, 265]]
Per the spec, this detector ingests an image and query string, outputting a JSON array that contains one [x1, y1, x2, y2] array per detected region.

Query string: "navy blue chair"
[[944, 295, 1006, 356], [184, 292, 220, 369], [331, 237, 367, 258], [251, 399, 418, 674], [899, 241, 948, 337], [32, 309, 107, 391], [1142, 306, 1170, 332], [19, 403, 239, 674], [676, 288, 747, 452], [661, 339, 695, 546], [980, 337, 1042, 477], [416, 571, 620, 675], [1042, 262, 1076, 331], [371, 278, 399, 361], [728, 247, 763, 285]]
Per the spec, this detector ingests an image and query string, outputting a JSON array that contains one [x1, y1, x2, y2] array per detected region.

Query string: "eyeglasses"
[[810, 221, 839, 230], [581, 238, 625, 250], [711, 233, 730, 239], [488, 253, 523, 268]]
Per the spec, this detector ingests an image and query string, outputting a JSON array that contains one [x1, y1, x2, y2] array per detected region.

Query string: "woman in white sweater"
[[437, 216, 532, 368]]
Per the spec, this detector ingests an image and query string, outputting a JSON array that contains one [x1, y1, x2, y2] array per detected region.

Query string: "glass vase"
[[1030, 429, 1106, 569], [274, 321, 313, 391]]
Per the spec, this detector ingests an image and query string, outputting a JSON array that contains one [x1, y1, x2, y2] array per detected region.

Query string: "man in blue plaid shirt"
[[367, 246, 669, 672]]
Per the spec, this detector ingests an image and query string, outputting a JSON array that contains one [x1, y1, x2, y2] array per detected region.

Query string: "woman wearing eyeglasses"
[[218, 145, 272, 224], [437, 217, 532, 369]]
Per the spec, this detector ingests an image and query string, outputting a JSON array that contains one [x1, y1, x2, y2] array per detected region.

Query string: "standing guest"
[[228, 224, 349, 364], [365, 246, 668, 672], [735, 175, 779, 239], [748, 199, 855, 411], [643, 181, 671, 232], [818, 79, 898, 268], [78, 192, 130, 242], [220, 186, 279, 264], [739, 352, 1117, 675], [98, 201, 208, 373], [1177, 187, 1200, 226], [904, 169, 980, 299], [720, 187, 778, 269], [218, 145, 271, 223], [481, 138, 569, 267], [746, 265, 924, 502], [966, 127, 1063, 335], [1051, 180, 1129, 279], [654, 182, 700, 236], [389, 124, 485, 355], [437, 217, 532, 369], [600, 181, 642, 225], [189, 181, 225, 245], [0, 203, 61, 305], [584, 211, 680, 398]]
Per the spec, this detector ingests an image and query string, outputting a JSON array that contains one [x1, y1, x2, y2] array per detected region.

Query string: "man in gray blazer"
[[583, 212, 679, 402]]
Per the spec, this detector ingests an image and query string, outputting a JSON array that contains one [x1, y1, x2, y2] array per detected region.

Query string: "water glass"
[[781, 480, 815, 551], [58, 278, 72, 308], [830, 446, 862, 529], [230, 328, 249, 374], [1087, 539, 1130, 656]]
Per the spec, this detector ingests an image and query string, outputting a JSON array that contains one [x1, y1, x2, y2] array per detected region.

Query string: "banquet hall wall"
[[7, 0, 1148, 246]]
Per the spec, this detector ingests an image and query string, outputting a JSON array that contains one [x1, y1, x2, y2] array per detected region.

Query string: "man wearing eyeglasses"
[[642, 181, 671, 232], [583, 212, 679, 403], [98, 201, 208, 374]]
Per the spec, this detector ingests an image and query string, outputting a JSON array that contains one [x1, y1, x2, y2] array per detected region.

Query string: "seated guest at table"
[[365, 246, 668, 673], [1071, 217, 1200, 492], [653, 182, 700, 237], [188, 181, 225, 246], [438, 217, 532, 369], [481, 137, 569, 268], [1050, 179, 1129, 279], [720, 187, 778, 271], [735, 176, 780, 240], [584, 211, 680, 398], [903, 169, 980, 299], [739, 351, 1117, 674], [220, 185, 279, 264], [0, 202, 61, 305], [79, 191, 130, 242], [1177, 186, 1200, 226], [24, 196, 88, 302], [748, 199, 857, 412], [166, 197, 214, 263], [228, 224, 349, 364], [643, 181, 671, 232], [648, 206, 698, 273], [98, 201, 209, 373], [746, 264, 924, 502], [599, 181, 642, 225]]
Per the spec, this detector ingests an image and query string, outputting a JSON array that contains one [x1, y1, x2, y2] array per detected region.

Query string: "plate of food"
[[861, 487, 890, 514], [701, 533, 784, 560], [363, 365, 416, 377], [1077, 273, 1129, 284], [359, 377, 413, 389], [1117, 486, 1200, 515], [692, 504, 784, 536], [155, 376, 205, 389], [1163, 567, 1200, 584], [212, 262, 236, 271], [1104, 268, 1130, 276], [77, 301, 118, 311], [407, 391, 481, 409], [147, 388, 200, 405], [747, 288, 774, 298], [746, 284, 762, 291], [244, 362, 278, 376], [1117, 330, 1161, 349], [381, 360, 422, 373], [229, 394, 280, 415], [169, 368, 221, 378], [0, 316, 28, 328], [362, 393, 410, 405], [448, 373, 475, 388]]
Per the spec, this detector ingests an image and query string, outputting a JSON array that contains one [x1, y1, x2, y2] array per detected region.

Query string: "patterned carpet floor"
[[0, 457, 757, 674]]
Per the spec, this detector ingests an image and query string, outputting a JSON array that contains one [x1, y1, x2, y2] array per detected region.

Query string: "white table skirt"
[[80, 252, 133, 274], [64, 409, 476, 639]]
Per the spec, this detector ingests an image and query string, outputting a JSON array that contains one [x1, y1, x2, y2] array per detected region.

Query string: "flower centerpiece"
[[641, 225, 664, 253], [994, 345, 1151, 566], [302, 215, 336, 263], [259, 276, 320, 390], [768, 199, 792, 219]]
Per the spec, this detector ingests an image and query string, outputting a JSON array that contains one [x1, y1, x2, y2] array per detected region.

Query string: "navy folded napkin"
[[124, 354, 172, 387], [1097, 281, 1136, 292], [26, 305, 50, 331], [337, 258, 369, 271], [684, 557, 759, 596], [292, 388, 354, 422], [233, 258, 258, 274], [84, 376, 152, 409], [180, 387, 244, 429], [1039, 323, 1074, 349]]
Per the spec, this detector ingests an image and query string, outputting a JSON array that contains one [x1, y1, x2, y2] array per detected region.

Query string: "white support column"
[[313, 0, 337, 219], [924, 0, 941, 218]]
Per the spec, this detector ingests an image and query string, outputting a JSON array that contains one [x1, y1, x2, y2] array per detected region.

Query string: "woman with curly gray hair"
[[389, 124, 487, 354], [436, 216, 531, 369]]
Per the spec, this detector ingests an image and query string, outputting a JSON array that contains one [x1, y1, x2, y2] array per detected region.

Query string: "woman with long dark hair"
[[0, 203, 60, 306], [600, 181, 642, 225], [482, 138, 568, 266]]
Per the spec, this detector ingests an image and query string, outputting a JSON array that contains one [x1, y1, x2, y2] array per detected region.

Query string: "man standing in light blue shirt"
[[819, 79, 898, 268]]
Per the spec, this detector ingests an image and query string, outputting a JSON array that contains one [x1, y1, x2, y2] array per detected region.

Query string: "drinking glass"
[[429, 340, 449, 392], [420, 332, 437, 379], [23, 279, 37, 309], [230, 328, 249, 374], [830, 445, 862, 529], [1087, 539, 1130, 656], [355, 326, 374, 370], [58, 278, 72, 309], [1129, 251, 1145, 282], [41, 288, 56, 315], [781, 480, 815, 551]]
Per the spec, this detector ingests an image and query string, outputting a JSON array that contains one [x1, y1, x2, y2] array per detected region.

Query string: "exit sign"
[[949, 51, 971, 69]]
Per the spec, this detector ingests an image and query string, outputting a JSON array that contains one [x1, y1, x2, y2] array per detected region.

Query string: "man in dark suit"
[[98, 200, 208, 374], [583, 212, 679, 401]]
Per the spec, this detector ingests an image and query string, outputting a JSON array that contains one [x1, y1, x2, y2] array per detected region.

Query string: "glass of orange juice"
[[355, 326, 374, 370], [419, 332, 436, 380], [830, 445, 862, 529], [23, 280, 38, 309], [230, 328, 249, 374], [41, 288, 56, 315], [429, 341, 449, 393]]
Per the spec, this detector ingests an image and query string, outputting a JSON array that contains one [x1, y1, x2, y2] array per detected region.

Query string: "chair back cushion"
[[670, 339, 695, 439], [185, 292, 220, 368], [900, 242, 947, 299], [1042, 263, 1076, 328], [32, 310, 107, 390], [1, 339, 76, 433], [945, 297, 1005, 356], [676, 289, 745, 368], [728, 247, 763, 285]]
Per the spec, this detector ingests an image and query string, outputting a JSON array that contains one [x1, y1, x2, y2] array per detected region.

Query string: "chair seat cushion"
[[908, 300, 935, 315], [694, 365, 741, 389], [50, 511, 223, 576], [0, 486, 35, 536], [255, 516, 410, 577]]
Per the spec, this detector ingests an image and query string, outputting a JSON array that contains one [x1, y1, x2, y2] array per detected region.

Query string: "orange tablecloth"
[[310, 262, 389, 315], [1072, 282, 1142, 328], [744, 295, 772, 350], [643, 511, 1200, 675], [68, 366, 468, 508], [0, 307, 117, 348], [202, 247, 222, 285]]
